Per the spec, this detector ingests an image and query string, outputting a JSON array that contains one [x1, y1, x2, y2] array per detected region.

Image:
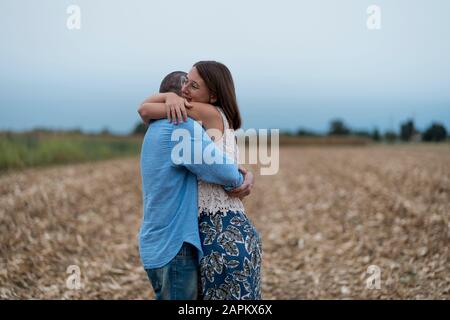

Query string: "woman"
[[138, 61, 262, 300]]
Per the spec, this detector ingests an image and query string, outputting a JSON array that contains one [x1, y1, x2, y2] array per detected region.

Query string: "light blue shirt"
[[139, 118, 244, 269]]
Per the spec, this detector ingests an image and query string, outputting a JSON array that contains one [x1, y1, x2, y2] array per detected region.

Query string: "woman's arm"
[[138, 102, 166, 124], [138, 92, 185, 124], [140, 93, 168, 104], [138, 94, 223, 134], [186, 102, 224, 141]]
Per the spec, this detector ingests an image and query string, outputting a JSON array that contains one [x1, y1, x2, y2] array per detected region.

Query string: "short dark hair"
[[159, 71, 187, 95]]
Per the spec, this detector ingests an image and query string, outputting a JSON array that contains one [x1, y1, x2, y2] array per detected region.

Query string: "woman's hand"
[[165, 93, 193, 124]]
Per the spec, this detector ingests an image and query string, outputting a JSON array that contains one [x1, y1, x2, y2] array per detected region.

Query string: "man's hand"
[[165, 93, 193, 124], [226, 166, 254, 199]]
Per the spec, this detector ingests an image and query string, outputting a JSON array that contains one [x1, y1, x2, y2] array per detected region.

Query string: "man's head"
[[159, 71, 187, 95]]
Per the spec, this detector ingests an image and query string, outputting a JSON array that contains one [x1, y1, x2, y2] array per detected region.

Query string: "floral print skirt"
[[198, 210, 262, 300]]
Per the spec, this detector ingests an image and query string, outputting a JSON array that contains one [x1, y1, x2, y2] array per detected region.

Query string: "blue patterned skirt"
[[198, 210, 262, 300]]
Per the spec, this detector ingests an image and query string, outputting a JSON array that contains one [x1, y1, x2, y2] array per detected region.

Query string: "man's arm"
[[171, 120, 244, 190]]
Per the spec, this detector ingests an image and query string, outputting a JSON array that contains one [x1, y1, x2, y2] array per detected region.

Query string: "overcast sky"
[[1, 0, 449, 134]]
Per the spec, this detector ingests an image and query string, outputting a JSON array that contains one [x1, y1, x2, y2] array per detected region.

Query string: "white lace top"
[[198, 108, 246, 215]]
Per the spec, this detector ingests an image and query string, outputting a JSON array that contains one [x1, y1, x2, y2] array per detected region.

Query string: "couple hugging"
[[137, 61, 262, 300]]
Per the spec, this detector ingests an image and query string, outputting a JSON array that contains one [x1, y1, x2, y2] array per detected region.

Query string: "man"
[[138, 71, 253, 300]]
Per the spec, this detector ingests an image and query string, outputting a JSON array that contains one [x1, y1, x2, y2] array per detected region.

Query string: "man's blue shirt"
[[139, 118, 243, 269]]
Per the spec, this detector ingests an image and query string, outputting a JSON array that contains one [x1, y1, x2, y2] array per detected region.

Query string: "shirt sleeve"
[[170, 119, 244, 190]]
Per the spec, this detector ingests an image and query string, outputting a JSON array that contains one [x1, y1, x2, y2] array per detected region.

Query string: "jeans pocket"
[[146, 268, 162, 293], [177, 242, 197, 259]]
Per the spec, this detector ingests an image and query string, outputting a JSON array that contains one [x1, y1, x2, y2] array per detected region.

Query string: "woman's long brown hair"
[[193, 61, 242, 129]]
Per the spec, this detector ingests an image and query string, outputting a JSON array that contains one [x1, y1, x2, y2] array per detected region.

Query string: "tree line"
[[132, 119, 448, 143], [285, 119, 448, 143]]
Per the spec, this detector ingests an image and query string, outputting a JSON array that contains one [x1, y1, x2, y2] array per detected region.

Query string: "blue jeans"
[[145, 242, 199, 300]]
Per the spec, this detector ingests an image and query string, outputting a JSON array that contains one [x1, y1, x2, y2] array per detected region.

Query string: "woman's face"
[[181, 67, 216, 104]]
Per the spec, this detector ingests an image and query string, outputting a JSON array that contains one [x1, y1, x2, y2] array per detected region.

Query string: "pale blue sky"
[[0, 0, 449, 134]]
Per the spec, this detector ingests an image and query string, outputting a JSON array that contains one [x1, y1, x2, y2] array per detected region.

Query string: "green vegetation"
[[0, 132, 142, 171], [2, 117, 448, 171]]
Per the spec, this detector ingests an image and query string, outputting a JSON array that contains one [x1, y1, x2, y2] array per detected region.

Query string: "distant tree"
[[100, 127, 111, 136], [69, 128, 83, 135], [297, 128, 319, 136], [372, 128, 381, 141], [422, 123, 447, 142], [328, 119, 350, 135], [280, 130, 294, 136], [400, 119, 416, 141], [384, 131, 397, 143], [353, 130, 371, 138], [133, 122, 148, 135], [32, 127, 53, 134]]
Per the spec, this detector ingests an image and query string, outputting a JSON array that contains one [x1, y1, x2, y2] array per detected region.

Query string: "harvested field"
[[1, 145, 449, 299]]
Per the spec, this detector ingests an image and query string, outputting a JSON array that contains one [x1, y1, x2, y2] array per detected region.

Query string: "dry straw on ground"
[[1, 145, 449, 299]]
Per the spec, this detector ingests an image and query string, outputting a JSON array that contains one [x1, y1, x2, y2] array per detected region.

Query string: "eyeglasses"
[[180, 75, 200, 91]]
